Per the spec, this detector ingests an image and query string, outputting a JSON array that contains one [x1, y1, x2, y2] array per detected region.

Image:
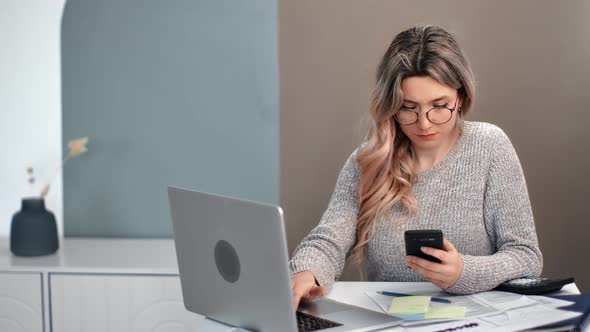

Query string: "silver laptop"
[[168, 187, 401, 332]]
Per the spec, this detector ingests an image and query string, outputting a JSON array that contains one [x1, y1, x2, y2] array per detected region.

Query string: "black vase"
[[10, 198, 59, 256]]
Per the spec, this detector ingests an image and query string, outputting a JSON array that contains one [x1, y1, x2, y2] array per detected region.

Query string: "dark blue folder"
[[530, 293, 590, 332]]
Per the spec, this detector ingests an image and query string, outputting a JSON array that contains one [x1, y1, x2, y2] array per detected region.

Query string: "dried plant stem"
[[36, 137, 89, 198], [40, 155, 71, 198]]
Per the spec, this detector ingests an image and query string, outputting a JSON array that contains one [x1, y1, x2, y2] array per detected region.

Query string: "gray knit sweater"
[[289, 121, 543, 295]]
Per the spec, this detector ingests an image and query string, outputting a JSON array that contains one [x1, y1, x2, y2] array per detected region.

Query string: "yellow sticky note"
[[424, 306, 466, 319], [388, 296, 431, 315]]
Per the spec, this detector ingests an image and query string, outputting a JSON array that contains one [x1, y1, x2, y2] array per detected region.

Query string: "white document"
[[470, 291, 539, 311], [529, 295, 574, 308], [476, 304, 581, 332], [364, 287, 581, 332], [405, 305, 580, 332]]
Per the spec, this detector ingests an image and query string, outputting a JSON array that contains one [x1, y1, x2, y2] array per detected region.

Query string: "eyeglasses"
[[394, 98, 459, 125]]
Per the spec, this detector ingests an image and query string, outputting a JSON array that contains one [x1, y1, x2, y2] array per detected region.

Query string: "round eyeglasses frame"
[[394, 98, 459, 125]]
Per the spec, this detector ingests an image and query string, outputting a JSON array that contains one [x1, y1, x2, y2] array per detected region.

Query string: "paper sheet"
[[407, 304, 581, 332], [529, 295, 574, 308], [471, 291, 538, 311], [364, 288, 582, 332]]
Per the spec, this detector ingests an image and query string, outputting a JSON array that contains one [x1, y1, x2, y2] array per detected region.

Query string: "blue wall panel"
[[61, 0, 278, 237]]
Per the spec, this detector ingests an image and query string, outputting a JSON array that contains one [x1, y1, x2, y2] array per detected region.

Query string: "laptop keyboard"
[[296, 311, 343, 332]]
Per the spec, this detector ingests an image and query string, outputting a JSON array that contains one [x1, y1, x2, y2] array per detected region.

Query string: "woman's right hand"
[[291, 271, 326, 310]]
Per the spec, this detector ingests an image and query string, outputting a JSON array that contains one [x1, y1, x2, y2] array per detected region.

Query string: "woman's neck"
[[413, 128, 461, 173]]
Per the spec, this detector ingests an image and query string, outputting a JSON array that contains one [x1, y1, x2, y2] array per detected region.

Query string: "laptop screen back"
[[168, 187, 298, 331]]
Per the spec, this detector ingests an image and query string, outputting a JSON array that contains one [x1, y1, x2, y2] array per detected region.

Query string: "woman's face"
[[397, 76, 461, 151]]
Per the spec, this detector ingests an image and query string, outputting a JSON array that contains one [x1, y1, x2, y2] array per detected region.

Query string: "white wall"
[[0, 0, 65, 237]]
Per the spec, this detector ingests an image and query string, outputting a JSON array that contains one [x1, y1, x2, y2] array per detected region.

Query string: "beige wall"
[[280, 0, 590, 291]]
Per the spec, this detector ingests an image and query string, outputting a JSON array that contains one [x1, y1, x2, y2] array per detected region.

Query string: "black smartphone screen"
[[404, 229, 444, 263]]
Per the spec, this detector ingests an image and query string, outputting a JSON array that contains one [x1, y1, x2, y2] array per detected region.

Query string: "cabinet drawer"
[[50, 273, 205, 332], [0, 272, 43, 332]]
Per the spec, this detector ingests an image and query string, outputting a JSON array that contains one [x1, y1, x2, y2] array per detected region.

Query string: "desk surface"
[[1, 238, 583, 331], [198, 281, 583, 331]]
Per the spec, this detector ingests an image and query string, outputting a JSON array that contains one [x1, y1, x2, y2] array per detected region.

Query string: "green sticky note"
[[388, 296, 431, 315], [424, 306, 466, 319]]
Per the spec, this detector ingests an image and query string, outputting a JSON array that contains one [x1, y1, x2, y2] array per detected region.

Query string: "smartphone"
[[404, 229, 444, 263]]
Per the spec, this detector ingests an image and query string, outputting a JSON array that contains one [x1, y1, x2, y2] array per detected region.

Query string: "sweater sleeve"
[[446, 127, 543, 294], [289, 150, 360, 290]]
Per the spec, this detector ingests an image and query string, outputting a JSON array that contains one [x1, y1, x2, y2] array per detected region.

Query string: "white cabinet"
[[0, 272, 43, 332], [0, 238, 221, 332], [50, 274, 202, 332]]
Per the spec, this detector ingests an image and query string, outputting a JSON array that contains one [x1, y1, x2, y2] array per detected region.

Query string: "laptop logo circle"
[[214, 240, 241, 283]]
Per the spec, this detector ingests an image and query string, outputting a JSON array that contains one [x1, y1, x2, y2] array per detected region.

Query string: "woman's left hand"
[[406, 238, 464, 290]]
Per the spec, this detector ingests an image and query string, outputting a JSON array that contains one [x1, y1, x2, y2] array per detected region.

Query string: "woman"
[[289, 25, 543, 308]]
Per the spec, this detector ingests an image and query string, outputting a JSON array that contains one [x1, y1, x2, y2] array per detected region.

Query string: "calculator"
[[494, 277, 575, 295]]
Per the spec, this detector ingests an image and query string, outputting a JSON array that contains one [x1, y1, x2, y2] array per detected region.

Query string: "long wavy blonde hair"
[[351, 25, 476, 269]]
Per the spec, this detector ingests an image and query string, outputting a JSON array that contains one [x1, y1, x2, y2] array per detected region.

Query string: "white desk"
[[0, 238, 584, 332], [202, 281, 583, 331]]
